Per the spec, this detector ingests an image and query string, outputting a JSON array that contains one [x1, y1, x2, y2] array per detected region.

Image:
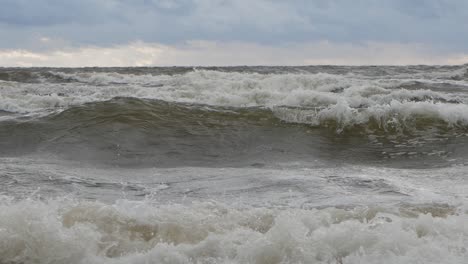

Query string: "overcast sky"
[[1, 0, 468, 66]]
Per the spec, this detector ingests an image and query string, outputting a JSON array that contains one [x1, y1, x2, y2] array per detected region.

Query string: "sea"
[[0, 65, 467, 263]]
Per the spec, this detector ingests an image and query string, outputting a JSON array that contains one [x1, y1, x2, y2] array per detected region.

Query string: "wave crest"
[[274, 99, 468, 132]]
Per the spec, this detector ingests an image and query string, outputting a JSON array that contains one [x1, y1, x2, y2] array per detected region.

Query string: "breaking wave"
[[0, 197, 466, 264]]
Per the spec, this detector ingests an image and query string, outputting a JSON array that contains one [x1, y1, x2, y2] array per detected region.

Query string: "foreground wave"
[[0, 197, 466, 264]]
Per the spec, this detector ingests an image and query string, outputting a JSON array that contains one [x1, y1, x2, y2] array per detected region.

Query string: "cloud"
[[0, 42, 166, 67], [0, 41, 466, 67], [0, 0, 124, 26], [0, 0, 467, 52]]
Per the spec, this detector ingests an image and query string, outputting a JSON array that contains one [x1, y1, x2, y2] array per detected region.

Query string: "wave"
[[1, 65, 466, 83], [1, 69, 467, 115], [1, 98, 468, 167], [0, 197, 465, 264], [274, 99, 468, 132], [1, 98, 313, 167], [0, 69, 78, 83], [12, 96, 468, 133]]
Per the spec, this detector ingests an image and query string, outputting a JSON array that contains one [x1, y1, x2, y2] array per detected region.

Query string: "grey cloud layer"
[[0, 0, 467, 51]]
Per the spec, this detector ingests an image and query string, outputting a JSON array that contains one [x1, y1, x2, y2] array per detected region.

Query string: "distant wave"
[[0, 68, 467, 115]]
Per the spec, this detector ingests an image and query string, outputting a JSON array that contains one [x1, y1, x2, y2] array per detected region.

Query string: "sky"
[[0, 0, 468, 66]]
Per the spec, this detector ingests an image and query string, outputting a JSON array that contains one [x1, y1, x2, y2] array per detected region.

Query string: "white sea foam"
[[273, 100, 468, 131], [379, 66, 468, 81], [1, 156, 467, 263], [0, 197, 466, 264]]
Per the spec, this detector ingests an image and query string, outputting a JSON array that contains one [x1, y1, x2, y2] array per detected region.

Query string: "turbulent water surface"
[[0, 65, 468, 263]]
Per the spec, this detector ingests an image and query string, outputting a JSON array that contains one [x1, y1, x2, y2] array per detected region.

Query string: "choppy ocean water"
[[0, 65, 468, 263]]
